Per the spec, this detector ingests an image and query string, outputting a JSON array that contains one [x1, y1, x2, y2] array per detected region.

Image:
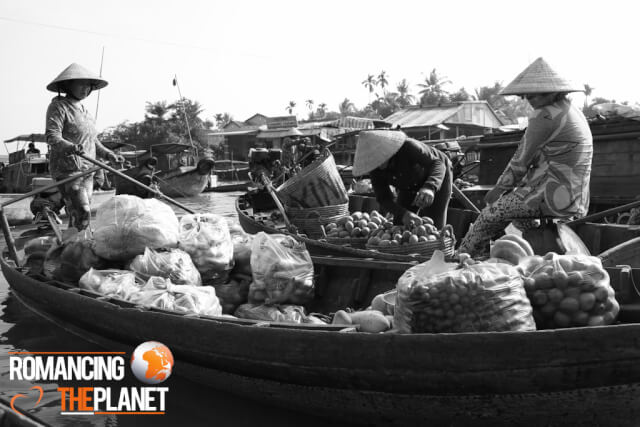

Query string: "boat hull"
[[156, 166, 211, 197], [4, 255, 640, 426], [0, 190, 115, 226]]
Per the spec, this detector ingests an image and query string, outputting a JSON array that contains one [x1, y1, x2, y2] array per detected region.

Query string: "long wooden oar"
[[567, 199, 640, 227], [78, 153, 196, 214], [257, 172, 296, 233], [451, 184, 481, 213]]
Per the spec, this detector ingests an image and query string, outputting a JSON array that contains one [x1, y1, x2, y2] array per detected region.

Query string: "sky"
[[1, 0, 639, 154]]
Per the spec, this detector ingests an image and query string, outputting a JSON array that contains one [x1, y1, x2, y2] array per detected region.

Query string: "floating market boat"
[[237, 191, 640, 262], [0, 396, 48, 427], [115, 143, 214, 198], [3, 226, 640, 426]]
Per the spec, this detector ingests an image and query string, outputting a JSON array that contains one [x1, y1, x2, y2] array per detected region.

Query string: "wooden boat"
[[475, 116, 640, 213], [0, 396, 48, 427], [4, 230, 640, 426], [212, 159, 249, 181], [237, 191, 640, 262], [204, 179, 252, 193], [115, 143, 215, 198], [0, 189, 115, 226]]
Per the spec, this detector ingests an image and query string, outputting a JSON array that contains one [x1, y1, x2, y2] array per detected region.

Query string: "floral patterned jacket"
[[495, 99, 593, 218]]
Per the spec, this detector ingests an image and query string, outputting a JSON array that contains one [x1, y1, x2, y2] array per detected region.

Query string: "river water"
[[0, 191, 351, 427]]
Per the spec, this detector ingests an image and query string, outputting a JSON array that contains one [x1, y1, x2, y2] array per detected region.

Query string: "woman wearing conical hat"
[[352, 130, 453, 229], [458, 57, 593, 256], [45, 63, 124, 230]]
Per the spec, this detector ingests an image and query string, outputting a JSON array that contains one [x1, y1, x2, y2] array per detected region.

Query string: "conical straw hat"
[[352, 130, 406, 176], [500, 57, 584, 96], [47, 63, 108, 92]]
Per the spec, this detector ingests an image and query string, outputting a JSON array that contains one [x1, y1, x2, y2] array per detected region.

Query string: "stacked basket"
[[277, 151, 349, 238], [365, 225, 457, 259]]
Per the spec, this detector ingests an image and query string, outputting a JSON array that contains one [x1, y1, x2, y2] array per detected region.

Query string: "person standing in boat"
[[352, 130, 452, 229], [45, 63, 124, 230], [458, 57, 593, 257]]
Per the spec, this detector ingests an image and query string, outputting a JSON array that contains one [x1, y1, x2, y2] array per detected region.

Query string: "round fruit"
[[559, 297, 580, 313], [552, 271, 569, 289], [345, 221, 354, 232], [553, 311, 572, 328], [408, 235, 419, 244], [578, 292, 596, 311], [547, 288, 564, 304]]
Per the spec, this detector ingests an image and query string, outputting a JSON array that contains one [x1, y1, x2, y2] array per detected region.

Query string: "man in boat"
[[45, 63, 124, 230], [458, 57, 593, 257], [352, 129, 452, 229], [26, 142, 41, 155]]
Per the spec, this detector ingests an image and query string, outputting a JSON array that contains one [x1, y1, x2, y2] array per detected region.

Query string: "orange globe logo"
[[130, 341, 174, 384]]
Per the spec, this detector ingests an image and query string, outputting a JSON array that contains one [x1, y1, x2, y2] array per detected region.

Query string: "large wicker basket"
[[277, 151, 348, 208], [365, 225, 456, 258], [286, 203, 349, 239], [323, 236, 369, 249]]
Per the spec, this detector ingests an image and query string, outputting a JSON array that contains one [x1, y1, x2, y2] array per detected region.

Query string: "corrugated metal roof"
[[385, 105, 463, 128]]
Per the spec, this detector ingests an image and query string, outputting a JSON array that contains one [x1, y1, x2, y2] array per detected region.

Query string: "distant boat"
[[114, 143, 215, 198]]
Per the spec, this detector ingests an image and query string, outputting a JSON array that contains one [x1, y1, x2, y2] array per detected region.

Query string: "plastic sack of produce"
[[213, 275, 251, 314], [93, 195, 180, 261], [394, 254, 536, 333], [229, 223, 253, 276], [44, 229, 109, 283], [234, 303, 307, 323], [128, 276, 222, 316], [178, 213, 234, 284], [128, 247, 201, 286], [79, 268, 142, 300], [518, 253, 619, 329], [248, 232, 314, 305]]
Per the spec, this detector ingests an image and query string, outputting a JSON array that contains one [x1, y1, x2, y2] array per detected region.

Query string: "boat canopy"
[[4, 133, 46, 143], [149, 143, 194, 155]]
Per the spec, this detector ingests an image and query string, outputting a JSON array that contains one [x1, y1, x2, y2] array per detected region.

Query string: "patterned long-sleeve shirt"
[[45, 96, 111, 179], [494, 98, 593, 217]]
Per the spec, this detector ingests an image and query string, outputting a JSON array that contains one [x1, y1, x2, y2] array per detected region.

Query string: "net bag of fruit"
[[248, 232, 314, 305], [394, 255, 536, 333], [128, 247, 202, 286], [178, 213, 235, 285], [518, 253, 619, 329]]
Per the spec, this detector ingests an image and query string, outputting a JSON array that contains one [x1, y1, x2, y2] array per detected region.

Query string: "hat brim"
[[47, 78, 108, 93]]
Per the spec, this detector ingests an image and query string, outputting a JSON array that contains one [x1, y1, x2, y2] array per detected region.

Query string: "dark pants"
[[397, 167, 452, 229]]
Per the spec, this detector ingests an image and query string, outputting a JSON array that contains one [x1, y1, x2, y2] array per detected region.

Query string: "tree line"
[[99, 69, 627, 150]]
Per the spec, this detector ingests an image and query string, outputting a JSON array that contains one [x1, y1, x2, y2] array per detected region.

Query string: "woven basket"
[[365, 225, 456, 258], [286, 203, 349, 239], [323, 236, 369, 249], [277, 151, 348, 208]]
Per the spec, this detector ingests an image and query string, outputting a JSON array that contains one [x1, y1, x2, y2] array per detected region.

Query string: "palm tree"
[[305, 99, 315, 119], [145, 101, 170, 122], [583, 84, 595, 111], [474, 81, 504, 109], [339, 98, 355, 115], [377, 71, 389, 92], [362, 74, 376, 102], [417, 68, 452, 106], [317, 102, 327, 118], [285, 100, 297, 115], [214, 112, 233, 129], [396, 78, 415, 107]]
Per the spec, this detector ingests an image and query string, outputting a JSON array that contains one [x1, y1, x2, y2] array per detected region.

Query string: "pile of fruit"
[[324, 210, 449, 248], [520, 253, 619, 328], [489, 234, 620, 329]]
